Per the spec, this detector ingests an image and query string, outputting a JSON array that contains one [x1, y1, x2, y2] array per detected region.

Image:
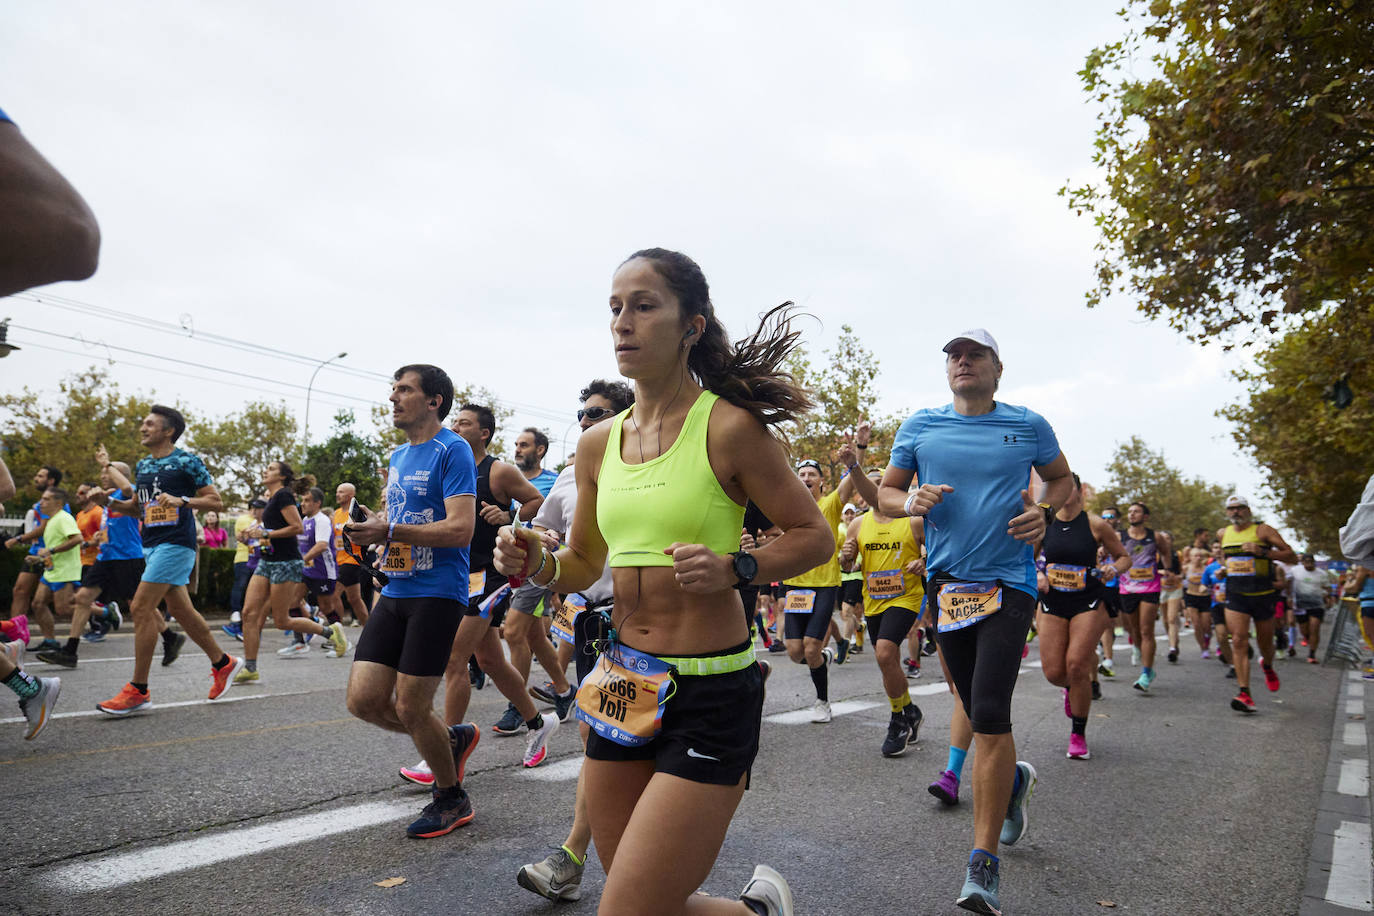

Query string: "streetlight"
[[304, 351, 347, 451]]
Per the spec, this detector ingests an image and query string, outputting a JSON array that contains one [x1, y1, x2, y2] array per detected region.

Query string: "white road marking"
[[1327, 820, 1374, 911], [0, 689, 303, 725], [910, 683, 951, 697], [1353, 671, 1366, 682], [521, 756, 583, 781], [1351, 700, 1365, 716], [1345, 723, 1368, 748], [29, 655, 140, 667], [1352, 682, 1367, 699], [1339, 759, 1369, 797], [764, 700, 881, 725], [46, 799, 414, 892], [1026, 661, 1043, 668]]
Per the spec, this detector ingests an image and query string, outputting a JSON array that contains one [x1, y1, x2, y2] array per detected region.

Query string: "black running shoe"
[[881, 714, 912, 757], [36, 647, 77, 668], [406, 788, 474, 838], [835, 638, 850, 665], [449, 723, 480, 782], [905, 704, 924, 746], [492, 702, 524, 736], [161, 632, 187, 667]]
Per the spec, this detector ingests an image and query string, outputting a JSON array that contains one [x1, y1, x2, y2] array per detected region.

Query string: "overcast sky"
[[1, 3, 1292, 538]]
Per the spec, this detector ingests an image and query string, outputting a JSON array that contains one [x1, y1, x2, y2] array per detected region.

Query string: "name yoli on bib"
[[382, 543, 413, 574], [550, 593, 585, 644], [575, 644, 675, 747], [1045, 563, 1088, 592], [937, 581, 1002, 633], [144, 503, 179, 527], [865, 569, 904, 600], [783, 589, 816, 614]]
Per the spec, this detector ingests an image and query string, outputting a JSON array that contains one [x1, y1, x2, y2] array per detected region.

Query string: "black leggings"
[[936, 586, 1035, 735]]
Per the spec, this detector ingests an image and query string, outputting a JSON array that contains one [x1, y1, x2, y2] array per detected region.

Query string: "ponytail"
[[291, 474, 318, 498]]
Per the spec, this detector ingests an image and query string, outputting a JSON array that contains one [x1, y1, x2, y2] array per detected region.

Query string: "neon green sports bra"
[[597, 389, 746, 567]]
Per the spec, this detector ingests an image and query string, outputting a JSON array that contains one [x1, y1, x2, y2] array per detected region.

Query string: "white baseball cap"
[[942, 328, 1000, 358], [1225, 494, 1249, 509]]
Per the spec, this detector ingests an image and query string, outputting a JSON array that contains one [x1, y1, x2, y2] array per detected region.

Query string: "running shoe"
[[1262, 664, 1280, 692], [9, 615, 30, 646], [835, 638, 850, 665], [1067, 732, 1090, 760], [1300, 637, 1308, 647], [406, 788, 474, 838], [277, 641, 310, 658], [767, 641, 785, 654], [528, 681, 559, 705], [928, 769, 960, 806], [1287, 645, 1297, 658], [400, 759, 434, 787], [1231, 691, 1256, 713], [881, 714, 912, 758], [905, 704, 923, 745], [19, 676, 60, 740], [1098, 658, 1115, 678], [1133, 670, 1155, 693], [1091, 681, 1102, 701], [233, 668, 260, 684], [517, 846, 584, 902], [739, 864, 795, 916], [822, 646, 835, 669], [493, 702, 524, 736], [904, 657, 921, 678], [921, 637, 938, 657], [97, 682, 151, 716], [850, 641, 864, 654], [161, 632, 187, 667], [956, 852, 1001, 915], [908, 665, 922, 680], [36, 647, 77, 668], [810, 700, 832, 723], [1308, 656, 1319, 665], [326, 623, 349, 658], [1226, 665, 1237, 678], [1201, 649, 1212, 660], [450, 723, 480, 782], [1130, 647, 1141, 667], [83, 624, 106, 643], [209, 656, 245, 700], [553, 688, 577, 724], [33, 638, 61, 653], [999, 760, 1037, 846], [523, 714, 560, 768], [106, 603, 122, 631], [1167, 646, 1179, 664], [221, 622, 243, 641]]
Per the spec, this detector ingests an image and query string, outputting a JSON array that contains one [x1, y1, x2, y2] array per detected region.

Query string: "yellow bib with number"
[[144, 503, 178, 527], [1128, 566, 1155, 581], [1226, 556, 1256, 577], [382, 543, 413, 573], [865, 569, 904, 600], [1046, 563, 1088, 592], [468, 570, 487, 600], [783, 589, 817, 614], [937, 582, 1002, 633], [575, 645, 675, 747], [550, 593, 584, 644]]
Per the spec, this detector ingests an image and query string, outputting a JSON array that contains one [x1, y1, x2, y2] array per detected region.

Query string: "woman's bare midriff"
[[608, 566, 750, 656]]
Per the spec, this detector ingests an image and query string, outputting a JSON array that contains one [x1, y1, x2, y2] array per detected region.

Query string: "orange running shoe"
[[97, 682, 151, 717], [209, 656, 246, 700]]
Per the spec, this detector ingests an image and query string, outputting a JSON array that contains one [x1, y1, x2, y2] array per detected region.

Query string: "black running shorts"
[[81, 558, 144, 603], [464, 567, 510, 627], [354, 595, 463, 677], [304, 577, 336, 599], [1226, 591, 1277, 623], [865, 606, 918, 645], [781, 584, 838, 641], [1183, 592, 1211, 612], [337, 564, 365, 588], [1119, 592, 1160, 616], [840, 578, 863, 606]]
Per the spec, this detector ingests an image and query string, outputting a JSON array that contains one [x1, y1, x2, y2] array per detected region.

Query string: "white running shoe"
[[740, 864, 795, 916], [277, 641, 310, 658], [810, 700, 832, 723], [523, 714, 561, 768], [1130, 647, 1142, 666]]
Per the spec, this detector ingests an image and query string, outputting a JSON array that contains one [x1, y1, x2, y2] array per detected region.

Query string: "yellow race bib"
[[1226, 556, 1256, 577], [1045, 563, 1088, 592], [937, 582, 1002, 633], [382, 543, 413, 573], [575, 645, 675, 747], [865, 569, 904, 600], [550, 593, 584, 644], [1128, 566, 1156, 581], [144, 503, 179, 527], [783, 589, 817, 614], [469, 570, 487, 600]]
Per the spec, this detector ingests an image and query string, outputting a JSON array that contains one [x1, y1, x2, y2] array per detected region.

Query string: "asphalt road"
[[0, 616, 1357, 915]]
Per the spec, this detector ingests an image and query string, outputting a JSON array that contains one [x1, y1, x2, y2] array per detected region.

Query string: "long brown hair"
[[623, 248, 813, 430]]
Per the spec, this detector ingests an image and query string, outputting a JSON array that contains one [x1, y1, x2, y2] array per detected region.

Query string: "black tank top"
[[470, 454, 499, 572], [1041, 511, 1102, 611]]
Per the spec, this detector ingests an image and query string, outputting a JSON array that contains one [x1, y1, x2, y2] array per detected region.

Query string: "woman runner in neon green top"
[[495, 248, 833, 916]]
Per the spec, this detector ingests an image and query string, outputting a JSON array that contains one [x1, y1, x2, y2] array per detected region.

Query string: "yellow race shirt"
[[856, 511, 924, 617], [785, 490, 844, 589]]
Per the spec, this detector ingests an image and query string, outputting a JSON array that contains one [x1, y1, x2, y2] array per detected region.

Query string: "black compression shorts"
[[354, 595, 463, 677]]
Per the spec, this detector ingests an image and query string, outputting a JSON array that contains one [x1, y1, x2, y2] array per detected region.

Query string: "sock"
[[1142, 666, 1153, 677], [809, 661, 828, 702], [526, 713, 544, 731], [561, 844, 584, 867], [213, 654, 232, 670], [64, 637, 80, 654], [889, 693, 912, 714], [245, 659, 257, 672], [970, 848, 999, 865], [3, 668, 40, 700], [1239, 686, 1251, 696], [434, 783, 465, 800], [131, 682, 149, 694], [947, 745, 968, 779], [1072, 715, 1087, 737]]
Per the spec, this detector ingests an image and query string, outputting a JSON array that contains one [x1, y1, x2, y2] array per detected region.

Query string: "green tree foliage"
[[303, 411, 386, 508], [785, 325, 902, 481], [1088, 436, 1233, 538], [0, 366, 158, 509], [193, 401, 300, 509], [1063, 1, 1374, 344], [1220, 306, 1372, 555]]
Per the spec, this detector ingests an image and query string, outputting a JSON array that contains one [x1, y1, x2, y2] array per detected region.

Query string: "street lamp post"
[[304, 351, 347, 452]]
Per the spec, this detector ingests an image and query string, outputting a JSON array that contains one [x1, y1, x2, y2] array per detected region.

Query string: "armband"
[[903, 492, 920, 517]]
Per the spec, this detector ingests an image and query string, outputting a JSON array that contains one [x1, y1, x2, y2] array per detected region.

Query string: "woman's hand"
[[664, 542, 732, 594], [495, 524, 543, 578]]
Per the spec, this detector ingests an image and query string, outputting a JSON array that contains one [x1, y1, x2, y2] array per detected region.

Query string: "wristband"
[[856, 443, 867, 450], [388, 521, 396, 542], [537, 550, 561, 588], [530, 546, 548, 580], [904, 492, 920, 517], [846, 463, 859, 473]]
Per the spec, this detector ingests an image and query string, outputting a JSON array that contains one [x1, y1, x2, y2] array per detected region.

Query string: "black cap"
[[249, 498, 267, 509]]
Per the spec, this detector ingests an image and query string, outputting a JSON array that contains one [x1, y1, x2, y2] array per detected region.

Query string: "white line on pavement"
[[1351, 700, 1365, 716], [521, 756, 583, 782], [28, 655, 139, 667], [47, 800, 414, 892], [1353, 671, 1366, 682], [1327, 820, 1374, 911], [1339, 759, 1370, 797], [764, 700, 881, 725], [1345, 723, 1369, 748], [910, 683, 951, 697], [1353, 682, 1367, 699], [0, 689, 301, 726]]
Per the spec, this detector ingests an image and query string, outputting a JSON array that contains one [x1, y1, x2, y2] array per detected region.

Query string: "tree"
[[1062, 1, 1374, 344], [1219, 305, 1373, 555], [784, 325, 902, 482], [1088, 436, 1234, 538], [0, 366, 159, 509], [192, 401, 300, 509], [303, 411, 386, 508]]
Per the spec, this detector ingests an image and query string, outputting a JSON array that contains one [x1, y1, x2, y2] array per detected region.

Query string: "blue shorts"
[[142, 543, 197, 586], [40, 577, 79, 592]]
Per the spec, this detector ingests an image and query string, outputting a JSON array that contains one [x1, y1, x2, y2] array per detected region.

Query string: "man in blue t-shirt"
[[94, 406, 244, 716], [878, 328, 1073, 916], [344, 364, 483, 840], [514, 427, 560, 498]]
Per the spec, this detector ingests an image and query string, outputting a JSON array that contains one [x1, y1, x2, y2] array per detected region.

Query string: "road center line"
[[45, 799, 415, 892], [764, 700, 881, 725], [0, 687, 334, 728], [1338, 759, 1370, 797], [521, 756, 583, 781], [1326, 820, 1374, 911], [1345, 723, 1368, 748], [1352, 682, 1367, 699]]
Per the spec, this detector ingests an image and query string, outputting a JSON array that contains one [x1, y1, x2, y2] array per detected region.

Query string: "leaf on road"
[[374, 877, 406, 888], [1097, 901, 1117, 908]]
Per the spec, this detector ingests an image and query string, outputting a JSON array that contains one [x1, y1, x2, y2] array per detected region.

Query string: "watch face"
[[735, 552, 758, 582]]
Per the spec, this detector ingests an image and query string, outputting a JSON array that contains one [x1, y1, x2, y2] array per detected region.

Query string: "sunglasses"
[[1101, 513, 1118, 520], [577, 406, 616, 422], [339, 527, 390, 586]]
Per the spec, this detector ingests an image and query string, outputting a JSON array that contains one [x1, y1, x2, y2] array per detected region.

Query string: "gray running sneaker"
[[517, 846, 584, 901], [20, 676, 61, 740], [740, 864, 794, 916]]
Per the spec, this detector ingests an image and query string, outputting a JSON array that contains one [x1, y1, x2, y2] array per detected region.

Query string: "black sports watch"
[[730, 550, 758, 589]]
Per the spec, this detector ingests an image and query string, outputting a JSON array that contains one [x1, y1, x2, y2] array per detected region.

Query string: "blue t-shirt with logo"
[[890, 401, 1061, 598], [529, 468, 559, 499], [97, 487, 144, 561], [135, 449, 214, 550], [381, 427, 477, 601]]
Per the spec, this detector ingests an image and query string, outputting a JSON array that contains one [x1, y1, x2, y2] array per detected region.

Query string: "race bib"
[[1226, 556, 1256, 577], [1046, 563, 1088, 592], [1188, 573, 1202, 586], [783, 589, 817, 614], [550, 593, 585, 644], [866, 569, 904, 600], [576, 644, 675, 747], [382, 543, 413, 574], [469, 570, 487, 600], [1212, 582, 1227, 603], [1128, 566, 1156, 581], [144, 503, 179, 527], [937, 581, 1002, 633]]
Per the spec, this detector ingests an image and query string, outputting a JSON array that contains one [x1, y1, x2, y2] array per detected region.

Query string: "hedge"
[[2, 546, 239, 617]]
